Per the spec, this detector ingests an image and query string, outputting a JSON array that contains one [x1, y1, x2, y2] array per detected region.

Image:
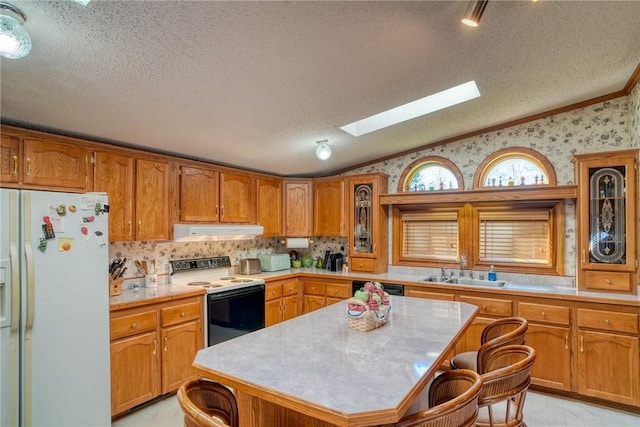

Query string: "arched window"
[[473, 147, 556, 188], [398, 156, 464, 192]]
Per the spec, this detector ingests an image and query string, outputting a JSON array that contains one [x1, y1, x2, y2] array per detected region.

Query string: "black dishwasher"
[[351, 280, 404, 296]]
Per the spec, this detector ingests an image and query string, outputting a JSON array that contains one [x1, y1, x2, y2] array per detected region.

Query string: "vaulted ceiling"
[[1, 1, 639, 176]]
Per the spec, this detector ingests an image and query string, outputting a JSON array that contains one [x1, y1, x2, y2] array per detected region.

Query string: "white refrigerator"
[[1, 189, 111, 427]]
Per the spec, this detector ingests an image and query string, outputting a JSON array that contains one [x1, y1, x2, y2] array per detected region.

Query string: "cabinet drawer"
[[265, 283, 283, 301], [111, 310, 157, 340], [518, 302, 570, 326], [583, 270, 634, 293], [281, 279, 300, 297], [304, 281, 325, 295], [458, 295, 512, 317], [326, 283, 349, 299], [577, 309, 639, 334], [350, 257, 375, 273], [406, 287, 455, 301], [161, 301, 201, 327]]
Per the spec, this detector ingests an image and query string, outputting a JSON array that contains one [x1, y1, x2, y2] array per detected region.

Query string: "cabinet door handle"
[[163, 336, 168, 351], [604, 319, 611, 325], [215, 205, 219, 216], [180, 311, 185, 317], [128, 221, 133, 237], [12, 155, 18, 176], [564, 333, 569, 350], [579, 335, 584, 352], [220, 206, 224, 218], [540, 311, 546, 318], [153, 338, 157, 355], [138, 221, 142, 235], [26, 158, 31, 176], [581, 249, 586, 264], [605, 278, 611, 285], [131, 322, 137, 329]]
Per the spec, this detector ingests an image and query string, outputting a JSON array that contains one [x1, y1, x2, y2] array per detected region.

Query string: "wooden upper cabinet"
[[219, 171, 255, 223], [0, 134, 20, 183], [22, 137, 89, 189], [135, 158, 170, 240], [313, 177, 346, 237], [179, 165, 219, 222], [94, 151, 135, 241], [573, 149, 638, 294], [256, 176, 283, 236], [178, 166, 255, 224], [284, 179, 313, 237], [348, 173, 389, 273]]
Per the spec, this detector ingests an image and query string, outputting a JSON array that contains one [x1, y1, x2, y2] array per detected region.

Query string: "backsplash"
[[110, 236, 348, 287]]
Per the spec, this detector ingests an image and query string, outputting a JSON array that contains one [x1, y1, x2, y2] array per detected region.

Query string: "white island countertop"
[[193, 296, 479, 427]]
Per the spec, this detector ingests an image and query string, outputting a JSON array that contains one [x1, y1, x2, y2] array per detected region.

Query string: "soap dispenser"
[[488, 265, 497, 281]]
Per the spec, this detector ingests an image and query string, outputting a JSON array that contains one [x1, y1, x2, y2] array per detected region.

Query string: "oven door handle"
[[207, 284, 265, 300]]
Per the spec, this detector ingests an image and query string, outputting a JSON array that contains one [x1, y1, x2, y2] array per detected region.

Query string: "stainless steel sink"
[[455, 277, 506, 288], [423, 276, 454, 284]]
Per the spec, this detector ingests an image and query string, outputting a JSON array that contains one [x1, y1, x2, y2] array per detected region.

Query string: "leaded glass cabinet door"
[[574, 150, 638, 294], [347, 173, 389, 274]]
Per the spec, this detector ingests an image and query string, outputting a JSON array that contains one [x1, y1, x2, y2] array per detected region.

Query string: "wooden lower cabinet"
[[576, 308, 640, 406], [110, 295, 203, 417], [516, 301, 571, 391], [265, 278, 300, 326], [455, 295, 513, 354], [110, 331, 159, 415], [302, 278, 350, 314]]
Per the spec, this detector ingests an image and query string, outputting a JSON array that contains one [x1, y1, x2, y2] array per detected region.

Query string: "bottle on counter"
[[488, 265, 497, 281]]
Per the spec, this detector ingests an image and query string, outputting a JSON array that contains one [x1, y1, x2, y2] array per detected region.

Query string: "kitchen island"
[[193, 296, 478, 427]]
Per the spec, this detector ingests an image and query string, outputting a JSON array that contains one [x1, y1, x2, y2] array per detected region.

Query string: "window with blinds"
[[479, 210, 551, 265], [401, 211, 458, 261]]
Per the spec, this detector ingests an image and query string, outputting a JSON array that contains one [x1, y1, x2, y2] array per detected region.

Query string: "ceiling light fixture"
[[340, 81, 481, 137], [0, 1, 31, 59], [461, 0, 489, 27], [315, 139, 331, 160], [72, 0, 92, 6]]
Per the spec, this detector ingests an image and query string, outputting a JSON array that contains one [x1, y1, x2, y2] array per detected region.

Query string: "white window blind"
[[402, 212, 458, 261], [479, 210, 551, 265]]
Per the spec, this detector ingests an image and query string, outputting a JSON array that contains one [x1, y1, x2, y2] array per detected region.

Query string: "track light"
[[315, 139, 331, 160], [461, 0, 489, 28], [0, 1, 31, 59]]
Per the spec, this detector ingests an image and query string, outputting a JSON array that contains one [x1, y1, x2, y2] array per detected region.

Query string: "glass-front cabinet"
[[348, 173, 389, 274], [573, 149, 638, 294]]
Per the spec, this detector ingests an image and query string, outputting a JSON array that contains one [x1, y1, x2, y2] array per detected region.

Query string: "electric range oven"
[[169, 256, 265, 347]]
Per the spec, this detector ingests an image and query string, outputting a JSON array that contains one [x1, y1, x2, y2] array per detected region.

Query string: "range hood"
[[173, 224, 264, 242]]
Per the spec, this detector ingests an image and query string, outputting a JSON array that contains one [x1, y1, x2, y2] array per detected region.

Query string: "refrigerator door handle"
[[7, 191, 20, 427], [23, 192, 35, 427]]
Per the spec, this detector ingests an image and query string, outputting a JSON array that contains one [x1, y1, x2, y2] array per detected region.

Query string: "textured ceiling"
[[1, 1, 639, 177]]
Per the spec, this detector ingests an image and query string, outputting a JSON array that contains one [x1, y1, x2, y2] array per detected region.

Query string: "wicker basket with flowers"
[[346, 282, 391, 332]]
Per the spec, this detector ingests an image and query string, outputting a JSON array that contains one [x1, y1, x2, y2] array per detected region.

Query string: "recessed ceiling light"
[[340, 81, 481, 137]]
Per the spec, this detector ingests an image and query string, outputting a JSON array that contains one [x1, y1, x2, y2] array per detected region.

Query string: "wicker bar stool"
[[389, 369, 483, 427], [450, 317, 528, 373], [177, 379, 239, 427], [477, 345, 536, 427]]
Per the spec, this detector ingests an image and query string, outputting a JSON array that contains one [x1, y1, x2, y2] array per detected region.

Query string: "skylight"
[[340, 80, 481, 137]]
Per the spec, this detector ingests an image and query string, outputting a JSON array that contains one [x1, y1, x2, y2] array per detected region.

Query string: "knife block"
[[109, 277, 123, 296]]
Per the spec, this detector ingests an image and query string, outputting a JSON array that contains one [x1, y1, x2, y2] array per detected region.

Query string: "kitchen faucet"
[[459, 255, 467, 277]]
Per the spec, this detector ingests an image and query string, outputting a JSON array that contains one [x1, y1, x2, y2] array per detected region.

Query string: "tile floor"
[[112, 390, 640, 427]]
